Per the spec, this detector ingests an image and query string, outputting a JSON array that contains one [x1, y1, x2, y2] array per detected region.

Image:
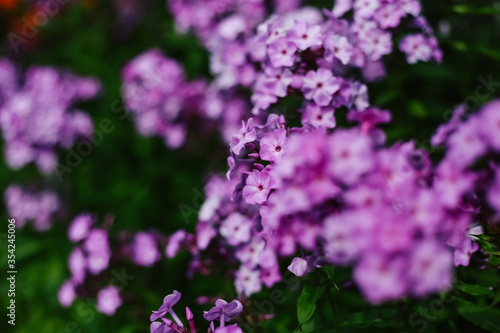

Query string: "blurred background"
[[0, 0, 499, 332]]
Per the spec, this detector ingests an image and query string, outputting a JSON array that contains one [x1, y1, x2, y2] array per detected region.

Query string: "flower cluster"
[[0, 58, 100, 173], [146, 0, 472, 306], [150, 290, 244, 333], [4, 184, 61, 231], [59, 212, 191, 314], [433, 101, 500, 218], [59, 214, 114, 310], [121, 49, 249, 148], [169, 0, 440, 114], [124, 1, 440, 151], [186, 105, 487, 303]]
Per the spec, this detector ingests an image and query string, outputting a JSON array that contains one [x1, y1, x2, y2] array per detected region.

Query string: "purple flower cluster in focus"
[[167, 0, 440, 114], [0, 58, 100, 173], [185, 96, 500, 303]]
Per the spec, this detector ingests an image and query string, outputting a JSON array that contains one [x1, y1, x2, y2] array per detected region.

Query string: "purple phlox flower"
[[347, 107, 391, 133], [302, 68, 341, 106], [352, 17, 378, 38], [259, 113, 286, 135], [220, 42, 246, 66], [87, 251, 111, 275], [203, 299, 243, 324], [401, 0, 421, 16], [354, 253, 407, 304], [260, 264, 282, 287], [236, 237, 266, 268], [329, 79, 351, 108], [332, 0, 352, 17], [226, 156, 236, 180], [359, 28, 392, 61], [324, 35, 353, 65], [399, 34, 433, 64], [287, 257, 312, 277], [150, 322, 174, 333], [4, 185, 60, 230], [132, 231, 160, 267], [220, 212, 253, 246], [251, 81, 279, 114], [409, 241, 453, 297], [242, 169, 278, 204], [163, 124, 187, 149], [259, 128, 287, 163], [186, 307, 197, 332], [434, 161, 475, 208], [96, 285, 122, 316], [477, 99, 500, 151], [235, 265, 262, 297], [262, 67, 293, 97], [453, 234, 479, 267], [166, 230, 187, 258], [353, 0, 380, 19], [286, 21, 322, 51], [362, 60, 387, 82], [58, 280, 76, 308], [445, 116, 486, 169], [301, 103, 336, 129], [323, 213, 359, 265], [214, 324, 244, 333], [231, 119, 257, 155], [83, 229, 109, 254], [150, 290, 183, 323], [238, 64, 257, 87], [68, 247, 87, 285], [197, 221, 218, 250], [268, 37, 297, 67], [488, 173, 500, 214], [350, 82, 369, 111], [374, 3, 404, 29], [328, 129, 374, 185], [431, 105, 466, 146], [217, 15, 247, 41]]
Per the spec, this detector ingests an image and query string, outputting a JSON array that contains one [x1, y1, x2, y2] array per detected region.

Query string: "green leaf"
[[457, 282, 495, 298], [324, 266, 335, 280], [297, 285, 326, 324], [409, 100, 427, 118], [452, 5, 500, 15], [456, 299, 500, 332], [475, 235, 500, 265]]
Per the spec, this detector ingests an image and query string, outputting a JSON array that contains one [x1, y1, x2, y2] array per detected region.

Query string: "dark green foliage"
[[0, 1, 500, 332]]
